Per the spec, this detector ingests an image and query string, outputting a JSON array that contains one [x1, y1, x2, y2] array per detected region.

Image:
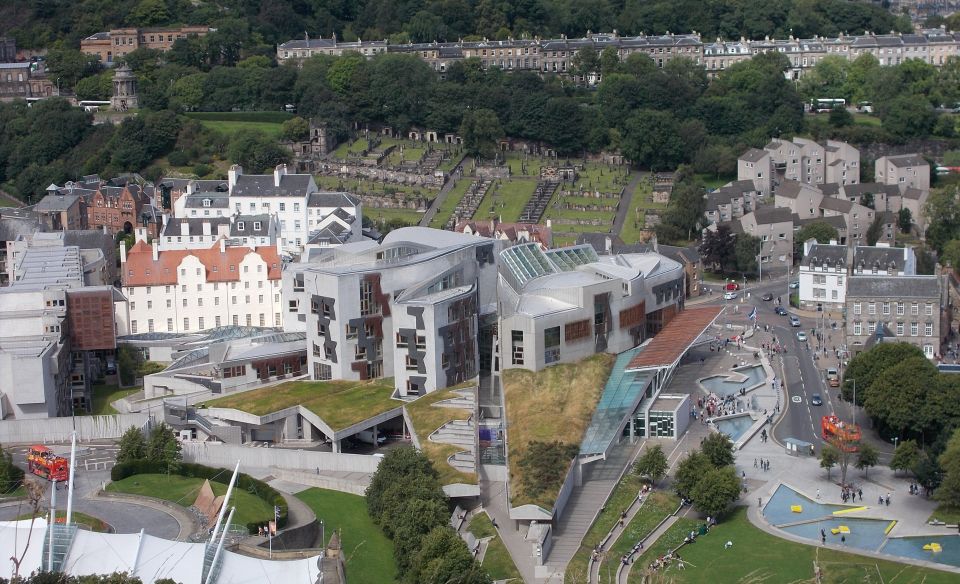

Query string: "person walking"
[[816, 489, 821, 500]]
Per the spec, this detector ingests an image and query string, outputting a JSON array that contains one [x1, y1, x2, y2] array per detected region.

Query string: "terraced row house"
[[278, 28, 960, 81]]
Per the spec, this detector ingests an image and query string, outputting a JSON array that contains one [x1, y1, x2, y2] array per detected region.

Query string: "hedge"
[[184, 111, 293, 124], [111, 460, 288, 534]]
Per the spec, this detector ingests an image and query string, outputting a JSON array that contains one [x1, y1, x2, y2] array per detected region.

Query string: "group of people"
[[840, 484, 863, 503], [753, 458, 772, 471], [648, 551, 685, 572]]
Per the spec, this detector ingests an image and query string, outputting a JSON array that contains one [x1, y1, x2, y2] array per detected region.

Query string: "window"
[[405, 356, 419, 371], [130, 302, 136, 310], [924, 345, 934, 358], [882, 302, 890, 315], [911, 303, 919, 315], [868, 321, 876, 334], [896, 322, 904, 336], [182, 298, 188, 307], [198, 317, 204, 329], [167, 318, 174, 332], [166, 299, 172, 308], [279, 202, 286, 211], [837, 275, 843, 286], [853, 303, 861, 315], [216, 316, 221, 327], [925, 323, 933, 336], [511, 330, 524, 365], [868, 303, 876, 315], [853, 321, 862, 336], [896, 302, 904, 316], [360, 279, 378, 316], [183, 318, 190, 331], [259, 313, 265, 326], [198, 298, 203, 307], [148, 319, 155, 332], [544, 326, 561, 364], [314, 363, 332, 380], [294, 202, 300, 212], [925, 303, 933, 316], [254, 221, 262, 231], [911, 322, 919, 336]]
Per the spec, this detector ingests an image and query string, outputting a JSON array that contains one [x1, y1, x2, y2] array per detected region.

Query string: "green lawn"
[[405, 383, 478, 486], [468, 513, 522, 581], [599, 491, 681, 575], [296, 488, 397, 584], [628, 507, 958, 583], [90, 383, 140, 415], [852, 113, 882, 127], [0, 485, 25, 498], [620, 180, 662, 245], [314, 175, 438, 199], [193, 120, 284, 139], [695, 174, 735, 190], [107, 474, 273, 530], [367, 207, 424, 227], [929, 504, 960, 525], [204, 378, 399, 431], [473, 178, 538, 223], [573, 164, 632, 194], [428, 178, 474, 228]]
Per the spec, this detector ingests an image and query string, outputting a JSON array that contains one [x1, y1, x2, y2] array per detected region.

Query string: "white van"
[[356, 429, 387, 446]]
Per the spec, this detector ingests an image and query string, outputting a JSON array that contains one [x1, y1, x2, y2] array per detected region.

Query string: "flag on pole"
[[748, 306, 758, 322]]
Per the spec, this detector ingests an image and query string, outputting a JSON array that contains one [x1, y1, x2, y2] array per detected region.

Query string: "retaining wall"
[[0, 413, 150, 444], [180, 442, 381, 474]]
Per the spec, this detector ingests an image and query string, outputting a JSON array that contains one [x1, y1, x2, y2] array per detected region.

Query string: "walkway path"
[[587, 491, 649, 583], [617, 515, 679, 583], [419, 156, 471, 227], [612, 172, 647, 237]]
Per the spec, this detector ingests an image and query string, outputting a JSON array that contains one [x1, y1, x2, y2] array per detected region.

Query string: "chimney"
[[217, 224, 229, 238], [152, 242, 158, 262], [220, 237, 226, 253], [202, 221, 211, 236], [604, 236, 612, 253], [180, 222, 190, 236], [228, 165, 243, 191], [120, 239, 127, 264], [274, 163, 287, 187]]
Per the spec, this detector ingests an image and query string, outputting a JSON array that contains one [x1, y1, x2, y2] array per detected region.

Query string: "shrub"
[[516, 441, 579, 502], [167, 150, 191, 167], [111, 461, 287, 534]]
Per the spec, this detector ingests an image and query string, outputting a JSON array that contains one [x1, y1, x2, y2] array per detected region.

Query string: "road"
[[700, 276, 861, 452]]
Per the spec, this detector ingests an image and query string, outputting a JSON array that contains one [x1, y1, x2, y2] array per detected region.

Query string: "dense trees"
[[2, 0, 909, 50], [0, 442, 24, 495], [674, 437, 741, 518], [365, 447, 490, 582], [634, 444, 669, 485]]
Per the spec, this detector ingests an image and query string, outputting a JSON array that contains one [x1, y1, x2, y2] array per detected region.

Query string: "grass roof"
[[405, 381, 478, 486], [204, 378, 399, 431], [503, 354, 615, 509]]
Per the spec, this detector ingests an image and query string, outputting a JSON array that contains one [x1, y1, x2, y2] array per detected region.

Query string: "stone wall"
[[0, 413, 150, 444]]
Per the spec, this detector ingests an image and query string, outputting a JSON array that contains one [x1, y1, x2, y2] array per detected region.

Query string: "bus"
[[810, 98, 846, 113]]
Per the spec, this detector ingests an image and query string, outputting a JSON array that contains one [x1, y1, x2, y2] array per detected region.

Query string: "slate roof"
[[853, 246, 908, 271], [740, 148, 768, 163], [183, 192, 230, 208], [903, 187, 927, 201], [231, 174, 313, 197], [798, 215, 847, 230], [750, 206, 793, 224], [308, 192, 360, 208], [820, 198, 854, 213], [884, 154, 927, 168], [846, 276, 939, 299], [231, 215, 273, 237], [161, 217, 230, 237], [775, 181, 806, 199], [0, 215, 41, 242], [800, 243, 847, 267], [574, 232, 625, 254], [34, 194, 82, 212], [820, 183, 840, 197]]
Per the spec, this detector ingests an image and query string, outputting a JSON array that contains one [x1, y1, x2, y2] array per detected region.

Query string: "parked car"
[[355, 429, 387, 446], [761, 292, 773, 301], [789, 315, 801, 327], [775, 306, 788, 316], [105, 357, 117, 375], [796, 331, 808, 342], [789, 281, 800, 289], [811, 393, 823, 406], [826, 368, 840, 387], [723, 291, 738, 300], [725, 282, 740, 291]]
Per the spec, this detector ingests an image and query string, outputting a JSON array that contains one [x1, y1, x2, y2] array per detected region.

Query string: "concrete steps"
[[448, 450, 476, 472]]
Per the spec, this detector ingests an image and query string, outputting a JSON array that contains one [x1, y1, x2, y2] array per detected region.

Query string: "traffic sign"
[[791, 396, 802, 403]]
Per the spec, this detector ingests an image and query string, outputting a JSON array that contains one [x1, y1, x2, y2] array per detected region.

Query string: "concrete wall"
[[0, 413, 149, 444], [274, 468, 370, 496], [552, 458, 581, 523], [180, 441, 381, 474]]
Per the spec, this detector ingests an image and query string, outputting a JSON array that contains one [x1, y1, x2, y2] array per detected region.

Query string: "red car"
[[724, 282, 740, 291]]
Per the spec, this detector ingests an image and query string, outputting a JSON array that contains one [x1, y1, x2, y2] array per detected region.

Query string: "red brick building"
[[86, 182, 154, 236]]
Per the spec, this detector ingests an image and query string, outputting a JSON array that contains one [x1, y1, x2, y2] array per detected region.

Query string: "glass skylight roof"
[[544, 245, 599, 271], [500, 243, 556, 287], [580, 346, 655, 457]]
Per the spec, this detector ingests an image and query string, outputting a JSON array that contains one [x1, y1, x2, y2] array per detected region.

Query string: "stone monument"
[[111, 64, 139, 111]]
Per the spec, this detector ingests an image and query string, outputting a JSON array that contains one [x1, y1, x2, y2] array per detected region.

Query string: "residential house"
[[456, 219, 553, 249], [824, 140, 861, 186], [845, 275, 942, 359], [798, 240, 847, 309], [703, 181, 759, 224], [120, 234, 284, 335], [740, 207, 794, 264], [875, 154, 930, 192], [34, 191, 87, 231], [737, 148, 773, 196], [819, 197, 874, 244], [81, 26, 211, 64], [774, 180, 824, 221]]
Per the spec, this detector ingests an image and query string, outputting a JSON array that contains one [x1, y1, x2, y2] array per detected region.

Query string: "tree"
[[367, 446, 443, 526], [841, 342, 926, 403], [855, 442, 879, 478], [131, 0, 171, 26], [674, 451, 713, 498], [281, 117, 309, 142], [914, 450, 943, 495], [898, 208, 913, 234], [880, 95, 938, 141], [634, 444, 669, 485], [734, 234, 760, 274], [865, 215, 885, 246], [0, 442, 25, 495], [46, 42, 100, 89], [621, 109, 685, 170], [689, 466, 742, 518], [701, 433, 735, 468], [936, 428, 960, 508], [864, 356, 939, 442], [890, 439, 921, 476], [116, 345, 142, 387], [146, 423, 182, 467], [794, 221, 839, 261], [75, 73, 112, 101], [699, 224, 736, 273], [116, 426, 147, 464], [227, 130, 291, 173], [459, 108, 503, 160], [820, 445, 839, 480], [404, 526, 489, 584], [570, 47, 600, 81]]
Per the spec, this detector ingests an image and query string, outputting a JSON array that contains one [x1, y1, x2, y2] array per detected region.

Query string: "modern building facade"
[[498, 243, 685, 371], [285, 227, 500, 398]]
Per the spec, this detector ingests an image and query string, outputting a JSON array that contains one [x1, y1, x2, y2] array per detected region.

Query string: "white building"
[[120, 234, 284, 335], [498, 244, 685, 371], [157, 216, 280, 251], [799, 240, 917, 309], [284, 227, 500, 398]]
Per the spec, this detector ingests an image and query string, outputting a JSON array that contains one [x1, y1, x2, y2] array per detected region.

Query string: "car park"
[[797, 331, 807, 342], [775, 306, 788, 315], [761, 292, 773, 301], [723, 291, 738, 300], [789, 315, 801, 326]]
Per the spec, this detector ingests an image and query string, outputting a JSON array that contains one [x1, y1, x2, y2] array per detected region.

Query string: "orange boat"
[[821, 415, 861, 452]]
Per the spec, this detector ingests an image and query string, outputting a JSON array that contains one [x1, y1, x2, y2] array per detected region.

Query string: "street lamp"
[[892, 436, 899, 450]]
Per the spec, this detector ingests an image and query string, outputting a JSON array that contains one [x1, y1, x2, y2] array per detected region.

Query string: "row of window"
[[131, 293, 277, 310], [852, 302, 934, 316], [130, 312, 282, 332], [852, 321, 934, 337], [127, 281, 279, 295]]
